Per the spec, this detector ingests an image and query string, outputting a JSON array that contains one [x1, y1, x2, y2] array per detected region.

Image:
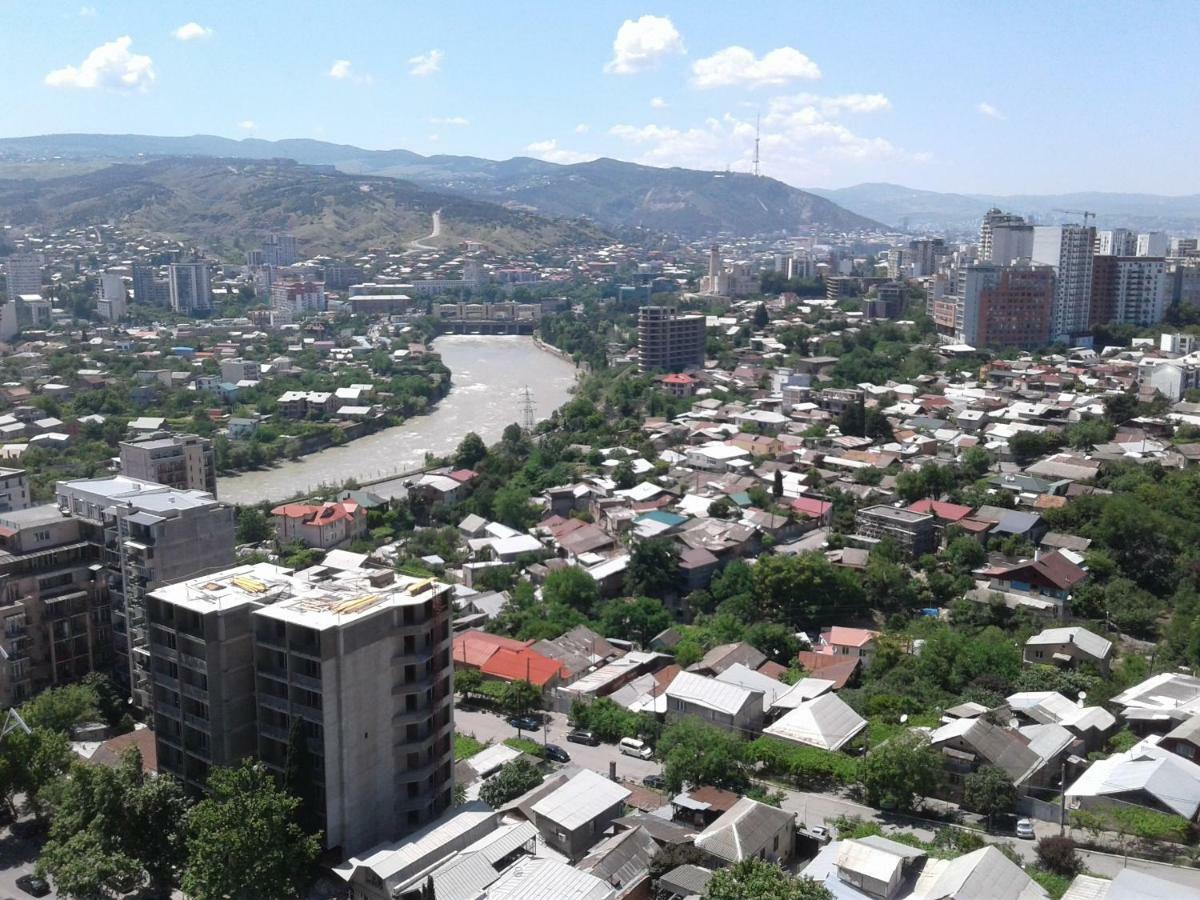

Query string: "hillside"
[[0, 157, 608, 256], [811, 181, 1200, 234], [0, 133, 885, 238]]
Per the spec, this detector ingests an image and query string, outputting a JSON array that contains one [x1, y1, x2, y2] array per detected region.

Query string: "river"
[[217, 335, 578, 505]]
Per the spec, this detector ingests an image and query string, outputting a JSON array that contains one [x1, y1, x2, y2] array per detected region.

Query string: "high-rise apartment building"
[[119, 434, 218, 497], [907, 238, 947, 277], [0, 468, 30, 514], [637, 306, 706, 373], [3, 253, 43, 303], [1096, 229, 1136, 257], [148, 563, 455, 853], [957, 263, 1056, 350], [0, 505, 112, 707], [1136, 232, 1169, 258], [263, 234, 299, 267], [168, 262, 212, 315], [1031, 225, 1095, 341], [1090, 256, 1170, 327], [978, 209, 1029, 264], [270, 281, 326, 316], [56, 476, 236, 709], [132, 264, 169, 306]]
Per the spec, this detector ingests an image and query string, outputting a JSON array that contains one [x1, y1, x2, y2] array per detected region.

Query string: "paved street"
[[0, 817, 56, 898], [455, 707, 662, 785]]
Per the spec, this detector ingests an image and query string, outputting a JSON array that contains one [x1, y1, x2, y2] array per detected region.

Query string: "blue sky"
[[5, 1, 1197, 195]]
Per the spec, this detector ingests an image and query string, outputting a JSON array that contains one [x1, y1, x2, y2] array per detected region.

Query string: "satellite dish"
[[1077, 691, 1087, 700], [900, 714, 909, 724]]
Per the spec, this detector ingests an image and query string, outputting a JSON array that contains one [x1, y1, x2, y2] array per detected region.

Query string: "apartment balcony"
[[179, 653, 207, 674], [391, 675, 434, 697], [258, 723, 289, 744], [256, 662, 288, 684], [152, 672, 179, 691], [391, 649, 434, 669], [392, 707, 434, 728], [183, 713, 210, 731], [179, 681, 207, 702], [289, 671, 321, 692], [258, 694, 290, 714]]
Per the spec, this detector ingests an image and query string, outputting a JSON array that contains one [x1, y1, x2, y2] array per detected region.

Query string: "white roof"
[[615, 481, 665, 502], [763, 693, 866, 751], [530, 769, 630, 831], [911, 846, 1047, 900], [690, 441, 749, 461], [491, 534, 543, 556], [334, 803, 495, 882], [1066, 737, 1200, 819], [466, 743, 522, 778], [665, 670, 760, 717], [1026, 626, 1112, 661], [771, 677, 836, 711], [1110, 672, 1200, 714], [835, 838, 912, 884], [485, 856, 614, 900], [714, 663, 789, 712]]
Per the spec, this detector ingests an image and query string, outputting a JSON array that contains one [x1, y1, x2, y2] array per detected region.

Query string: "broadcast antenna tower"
[[753, 113, 761, 177], [520, 385, 536, 433]]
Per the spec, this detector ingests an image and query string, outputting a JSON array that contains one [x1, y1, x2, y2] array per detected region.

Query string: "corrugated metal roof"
[[530, 769, 630, 831], [694, 797, 793, 863], [763, 693, 867, 751], [485, 856, 614, 900], [666, 670, 760, 716]]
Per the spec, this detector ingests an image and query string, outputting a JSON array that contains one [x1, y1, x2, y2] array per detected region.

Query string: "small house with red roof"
[[452, 631, 567, 689], [270, 500, 367, 549], [816, 626, 881, 664], [791, 496, 833, 525], [907, 498, 973, 544], [661, 373, 698, 398], [980, 550, 1088, 601]]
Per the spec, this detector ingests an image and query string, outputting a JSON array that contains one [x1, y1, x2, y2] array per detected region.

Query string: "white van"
[[619, 737, 653, 760]]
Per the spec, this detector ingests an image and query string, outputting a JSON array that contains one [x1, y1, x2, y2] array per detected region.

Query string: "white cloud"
[[691, 46, 820, 89], [44, 36, 155, 91], [605, 15, 684, 75], [977, 101, 1005, 120], [773, 92, 891, 115], [239, 120, 256, 131], [172, 22, 213, 41], [431, 116, 469, 126], [79, 6, 97, 17], [328, 59, 373, 84], [526, 139, 595, 165], [650, 96, 668, 109], [575, 123, 590, 134], [409, 49, 443, 77]]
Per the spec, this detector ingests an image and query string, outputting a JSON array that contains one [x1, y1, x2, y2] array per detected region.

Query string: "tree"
[[658, 718, 749, 793], [492, 485, 537, 530], [1035, 836, 1081, 876], [753, 303, 770, 329], [963, 765, 1017, 828], [39, 749, 190, 898], [454, 431, 488, 469], [455, 668, 482, 702], [745, 622, 801, 665], [751, 553, 864, 627], [704, 858, 833, 900], [708, 496, 735, 519], [625, 539, 681, 598], [182, 762, 321, 900], [1008, 431, 1047, 466], [542, 567, 601, 617], [597, 597, 673, 647], [0, 727, 73, 819], [859, 731, 941, 812], [236, 507, 273, 544], [20, 682, 101, 733], [773, 469, 784, 499], [479, 758, 543, 807], [838, 400, 866, 437], [500, 680, 542, 716]]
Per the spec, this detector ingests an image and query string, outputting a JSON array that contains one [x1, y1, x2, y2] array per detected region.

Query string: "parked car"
[[619, 737, 653, 759], [642, 774, 666, 790], [543, 744, 570, 763], [507, 715, 542, 732], [1016, 818, 1036, 840], [566, 729, 600, 746], [16, 874, 51, 898], [801, 824, 831, 844]]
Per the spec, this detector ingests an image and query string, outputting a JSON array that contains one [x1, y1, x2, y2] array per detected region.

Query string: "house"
[[1161, 716, 1200, 763], [694, 797, 795, 866], [665, 670, 764, 735], [1110, 672, 1200, 733], [929, 718, 1058, 801], [906, 498, 972, 543], [484, 856, 615, 900], [980, 551, 1088, 602], [817, 626, 880, 664], [1024, 626, 1113, 672], [411, 472, 471, 507], [912, 846, 1048, 900], [576, 825, 659, 898], [270, 500, 368, 549], [688, 641, 766, 676], [1066, 736, 1200, 821], [808, 836, 926, 899], [763, 693, 867, 751], [525, 769, 631, 861], [453, 630, 533, 670], [670, 786, 740, 829], [796, 651, 861, 690], [854, 505, 935, 557]]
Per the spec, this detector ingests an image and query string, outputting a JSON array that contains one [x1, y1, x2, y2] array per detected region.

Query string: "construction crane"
[[1053, 208, 1096, 225]]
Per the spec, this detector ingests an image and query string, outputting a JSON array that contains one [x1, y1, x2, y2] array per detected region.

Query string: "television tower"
[[753, 113, 761, 177]]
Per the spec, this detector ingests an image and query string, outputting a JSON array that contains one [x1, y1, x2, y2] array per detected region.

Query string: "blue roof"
[[729, 491, 752, 507], [994, 509, 1041, 535], [636, 510, 686, 527]]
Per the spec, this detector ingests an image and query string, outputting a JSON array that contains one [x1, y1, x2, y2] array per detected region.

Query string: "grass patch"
[[454, 732, 487, 761], [504, 736, 544, 756], [1027, 869, 1071, 899]]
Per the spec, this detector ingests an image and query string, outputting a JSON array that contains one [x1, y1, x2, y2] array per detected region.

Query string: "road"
[[0, 817, 56, 898], [405, 209, 442, 254], [455, 707, 662, 785]]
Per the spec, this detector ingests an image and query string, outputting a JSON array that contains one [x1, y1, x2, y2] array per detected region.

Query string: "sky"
[[4, 1, 1197, 195]]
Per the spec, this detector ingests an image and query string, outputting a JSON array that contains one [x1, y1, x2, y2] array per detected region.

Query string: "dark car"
[[508, 715, 542, 732], [543, 744, 570, 763], [16, 874, 51, 898], [566, 729, 600, 746], [641, 773, 666, 790]]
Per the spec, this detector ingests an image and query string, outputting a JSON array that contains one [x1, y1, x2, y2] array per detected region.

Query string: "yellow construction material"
[[232, 576, 268, 593], [405, 578, 433, 595], [332, 594, 379, 615]]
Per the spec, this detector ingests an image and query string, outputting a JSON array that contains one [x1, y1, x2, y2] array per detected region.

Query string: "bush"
[[480, 759, 543, 807], [1035, 836, 1081, 876], [570, 698, 658, 744], [747, 738, 859, 788]]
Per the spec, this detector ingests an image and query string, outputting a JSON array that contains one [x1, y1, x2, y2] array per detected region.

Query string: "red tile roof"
[[453, 631, 532, 668], [796, 652, 860, 689], [825, 626, 879, 649], [907, 499, 972, 522], [480, 647, 565, 687], [791, 496, 832, 519]]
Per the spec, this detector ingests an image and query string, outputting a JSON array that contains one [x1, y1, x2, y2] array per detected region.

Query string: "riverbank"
[[216, 335, 579, 505]]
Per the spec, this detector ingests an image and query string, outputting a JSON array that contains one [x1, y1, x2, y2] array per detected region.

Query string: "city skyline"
[[4, 1, 1198, 196]]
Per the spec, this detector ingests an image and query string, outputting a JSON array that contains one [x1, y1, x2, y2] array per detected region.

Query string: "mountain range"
[[0, 133, 884, 241], [0, 156, 607, 257], [809, 182, 1200, 234]]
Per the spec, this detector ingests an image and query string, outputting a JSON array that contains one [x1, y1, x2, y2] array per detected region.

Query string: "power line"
[[520, 385, 536, 433]]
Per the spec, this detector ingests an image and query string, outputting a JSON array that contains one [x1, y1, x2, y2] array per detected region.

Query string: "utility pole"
[[1059, 759, 1067, 836], [520, 385, 536, 433], [753, 113, 761, 178]]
